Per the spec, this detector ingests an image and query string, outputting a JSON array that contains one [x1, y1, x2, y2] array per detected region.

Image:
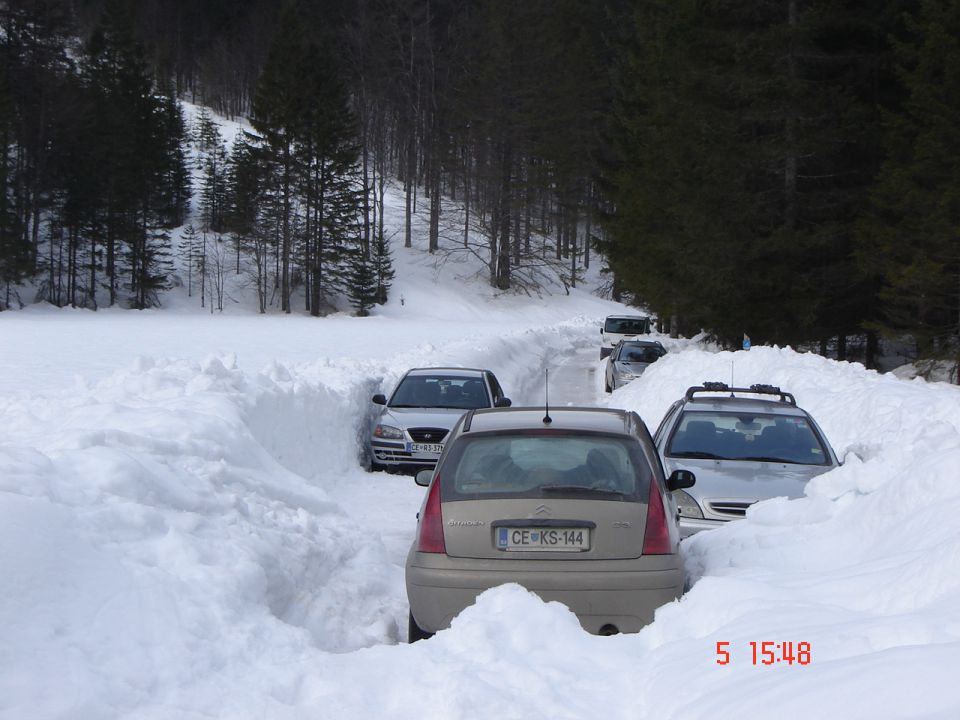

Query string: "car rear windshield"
[[390, 375, 490, 409], [666, 411, 831, 465], [604, 317, 650, 334], [439, 431, 653, 501]]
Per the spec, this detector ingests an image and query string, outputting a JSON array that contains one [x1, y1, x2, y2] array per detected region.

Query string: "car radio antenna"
[[543, 368, 552, 424]]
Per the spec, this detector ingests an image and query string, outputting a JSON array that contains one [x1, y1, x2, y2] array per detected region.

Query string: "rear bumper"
[[406, 553, 684, 634]]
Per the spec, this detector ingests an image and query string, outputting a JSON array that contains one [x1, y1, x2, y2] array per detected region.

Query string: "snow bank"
[[0, 356, 406, 718]]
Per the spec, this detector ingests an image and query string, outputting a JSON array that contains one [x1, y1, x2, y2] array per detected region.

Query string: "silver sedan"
[[653, 383, 839, 537], [369, 367, 511, 472], [604, 340, 666, 393]]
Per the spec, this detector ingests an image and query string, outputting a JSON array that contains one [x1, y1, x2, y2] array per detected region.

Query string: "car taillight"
[[417, 475, 446, 553], [642, 480, 671, 555]]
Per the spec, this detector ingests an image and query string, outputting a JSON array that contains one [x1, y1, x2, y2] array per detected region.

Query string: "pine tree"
[[345, 240, 378, 316], [862, 0, 960, 367], [603, 0, 887, 347], [0, 69, 28, 309], [297, 34, 364, 316], [82, 0, 181, 309], [250, 2, 307, 313], [156, 81, 190, 228], [372, 229, 395, 305], [178, 223, 201, 297], [197, 117, 228, 236]]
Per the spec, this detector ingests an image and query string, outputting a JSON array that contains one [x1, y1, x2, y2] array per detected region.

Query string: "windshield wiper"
[[669, 451, 726, 459], [737, 456, 801, 464], [539, 484, 624, 496]]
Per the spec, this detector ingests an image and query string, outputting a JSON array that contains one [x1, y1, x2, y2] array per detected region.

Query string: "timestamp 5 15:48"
[[715, 641, 811, 665]]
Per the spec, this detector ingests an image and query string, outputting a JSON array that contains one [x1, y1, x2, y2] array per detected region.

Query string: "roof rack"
[[684, 382, 796, 406]]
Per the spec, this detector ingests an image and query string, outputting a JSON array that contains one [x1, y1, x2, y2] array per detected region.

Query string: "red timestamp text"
[[715, 641, 811, 665]]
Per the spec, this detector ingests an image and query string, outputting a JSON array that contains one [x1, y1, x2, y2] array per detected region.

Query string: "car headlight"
[[673, 489, 704, 519], [374, 424, 404, 440]]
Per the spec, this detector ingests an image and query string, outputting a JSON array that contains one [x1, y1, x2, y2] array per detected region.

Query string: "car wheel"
[[408, 612, 433, 643], [604, 379, 612, 393]]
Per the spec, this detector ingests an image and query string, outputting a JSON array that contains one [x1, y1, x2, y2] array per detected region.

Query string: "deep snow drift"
[[3, 213, 960, 717]]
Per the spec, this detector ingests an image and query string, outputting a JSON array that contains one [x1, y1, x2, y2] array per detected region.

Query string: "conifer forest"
[[0, 0, 958, 368]]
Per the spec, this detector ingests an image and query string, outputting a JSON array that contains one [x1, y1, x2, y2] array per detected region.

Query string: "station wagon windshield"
[[667, 411, 830, 465]]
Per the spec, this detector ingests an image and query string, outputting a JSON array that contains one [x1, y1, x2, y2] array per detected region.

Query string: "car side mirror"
[[667, 469, 695, 491], [415, 469, 434, 487], [495, 397, 512, 408], [372, 393, 386, 405]]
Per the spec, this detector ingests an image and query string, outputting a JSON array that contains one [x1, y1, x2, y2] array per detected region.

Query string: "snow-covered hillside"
[[3, 159, 960, 718]]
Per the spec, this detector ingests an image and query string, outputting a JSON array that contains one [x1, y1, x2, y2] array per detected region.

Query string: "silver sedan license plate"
[[408, 442, 443, 454], [496, 527, 590, 552]]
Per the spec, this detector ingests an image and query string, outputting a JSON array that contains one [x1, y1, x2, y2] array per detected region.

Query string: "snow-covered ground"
[[4, 167, 960, 718]]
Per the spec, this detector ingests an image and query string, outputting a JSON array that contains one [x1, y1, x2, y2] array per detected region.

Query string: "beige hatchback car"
[[405, 406, 695, 640]]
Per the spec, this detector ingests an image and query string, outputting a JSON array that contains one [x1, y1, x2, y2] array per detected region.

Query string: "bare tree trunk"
[[310, 162, 326, 317], [513, 188, 521, 267], [463, 154, 470, 248], [361, 90, 371, 256], [570, 214, 577, 289], [555, 202, 563, 260], [281, 142, 292, 313], [584, 183, 592, 270], [784, 0, 798, 232], [496, 142, 512, 290], [89, 231, 97, 309], [107, 212, 117, 306], [428, 150, 440, 253], [489, 208, 498, 286], [524, 194, 531, 255], [404, 130, 413, 248]]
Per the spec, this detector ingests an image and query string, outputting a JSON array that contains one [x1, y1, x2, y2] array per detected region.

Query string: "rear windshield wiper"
[[539, 484, 625, 497]]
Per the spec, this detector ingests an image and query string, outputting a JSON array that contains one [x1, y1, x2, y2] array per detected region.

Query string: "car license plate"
[[407, 442, 443, 454], [496, 527, 590, 552]]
